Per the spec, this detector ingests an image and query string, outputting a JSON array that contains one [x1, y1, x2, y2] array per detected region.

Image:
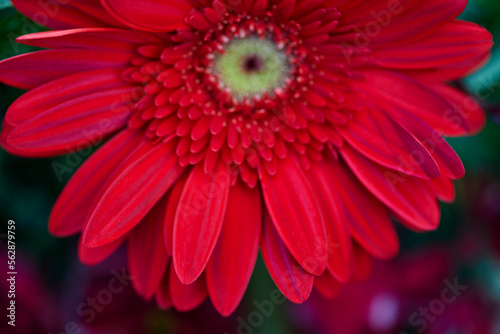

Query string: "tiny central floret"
[[213, 37, 290, 101], [243, 55, 263, 73]]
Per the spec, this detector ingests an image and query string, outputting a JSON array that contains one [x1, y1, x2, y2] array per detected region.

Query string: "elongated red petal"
[[206, 180, 262, 316], [173, 162, 230, 284], [11, 0, 121, 29], [341, 145, 440, 231], [100, 0, 192, 32], [431, 177, 455, 203], [156, 268, 173, 310], [314, 270, 341, 299], [5, 88, 134, 156], [16, 28, 150, 51], [359, 70, 471, 137], [377, 101, 465, 180], [83, 140, 184, 247], [164, 173, 188, 256], [261, 211, 313, 303], [307, 162, 353, 282], [351, 243, 373, 282], [49, 129, 144, 236], [169, 262, 208, 312], [128, 195, 169, 299], [261, 156, 327, 275], [5, 68, 126, 127], [328, 160, 399, 260], [343, 0, 467, 46], [0, 49, 133, 90], [78, 234, 124, 266], [373, 20, 493, 70], [338, 104, 440, 179], [431, 83, 486, 136]]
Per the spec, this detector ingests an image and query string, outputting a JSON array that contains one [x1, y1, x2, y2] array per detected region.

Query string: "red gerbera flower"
[[0, 0, 493, 315]]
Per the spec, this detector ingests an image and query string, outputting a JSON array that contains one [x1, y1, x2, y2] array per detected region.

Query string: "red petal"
[[206, 180, 262, 316], [373, 21, 492, 70], [11, 0, 122, 29], [341, 145, 440, 231], [378, 100, 465, 180], [327, 160, 399, 260], [156, 269, 173, 310], [128, 195, 169, 299], [314, 270, 341, 299], [5, 87, 134, 156], [342, 0, 467, 46], [49, 129, 144, 236], [0, 49, 133, 90], [0, 121, 25, 157], [173, 162, 230, 284], [359, 69, 471, 137], [338, 104, 440, 179], [169, 262, 208, 312], [17, 28, 150, 51], [404, 50, 491, 82], [261, 211, 314, 303], [164, 173, 188, 256], [261, 157, 327, 275], [78, 234, 124, 266], [83, 140, 184, 247], [100, 0, 192, 32], [430, 177, 455, 203], [5, 68, 126, 127], [431, 83, 486, 136], [307, 162, 353, 282], [351, 243, 373, 282]]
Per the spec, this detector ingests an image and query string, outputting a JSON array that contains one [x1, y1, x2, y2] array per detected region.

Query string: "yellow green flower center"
[[213, 37, 290, 101]]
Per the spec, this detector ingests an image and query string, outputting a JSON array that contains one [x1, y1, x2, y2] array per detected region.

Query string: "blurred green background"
[[0, 0, 499, 333]]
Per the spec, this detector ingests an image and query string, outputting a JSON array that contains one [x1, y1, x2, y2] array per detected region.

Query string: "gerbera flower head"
[[0, 0, 493, 315]]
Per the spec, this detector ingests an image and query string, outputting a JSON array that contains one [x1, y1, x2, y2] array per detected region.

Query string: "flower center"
[[213, 37, 290, 101], [125, 5, 349, 187]]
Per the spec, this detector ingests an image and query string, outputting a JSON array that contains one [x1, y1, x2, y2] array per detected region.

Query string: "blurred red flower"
[[0, 252, 155, 334], [0, 255, 61, 334], [0, 0, 492, 315], [293, 248, 495, 334]]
